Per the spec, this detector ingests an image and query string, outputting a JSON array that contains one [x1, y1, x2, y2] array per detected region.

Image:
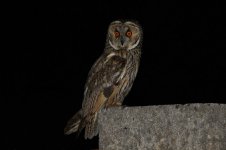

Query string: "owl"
[[64, 20, 143, 139]]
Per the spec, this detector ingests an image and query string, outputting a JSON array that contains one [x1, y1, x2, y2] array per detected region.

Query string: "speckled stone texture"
[[98, 104, 226, 150]]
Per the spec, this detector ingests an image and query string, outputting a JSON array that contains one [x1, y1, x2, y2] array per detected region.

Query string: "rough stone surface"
[[98, 103, 226, 150]]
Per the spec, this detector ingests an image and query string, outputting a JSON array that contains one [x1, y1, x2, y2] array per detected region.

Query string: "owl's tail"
[[64, 110, 98, 139], [64, 109, 83, 135]]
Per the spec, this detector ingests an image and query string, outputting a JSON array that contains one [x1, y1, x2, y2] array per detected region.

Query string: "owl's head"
[[107, 20, 142, 50]]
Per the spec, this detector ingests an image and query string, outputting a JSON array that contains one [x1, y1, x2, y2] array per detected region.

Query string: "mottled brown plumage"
[[64, 20, 143, 139]]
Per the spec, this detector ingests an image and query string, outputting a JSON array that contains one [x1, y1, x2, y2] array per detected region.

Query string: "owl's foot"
[[104, 102, 122, 109]]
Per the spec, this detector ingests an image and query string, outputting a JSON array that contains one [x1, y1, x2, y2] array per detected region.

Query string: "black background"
[[4, 4, 226, 150]]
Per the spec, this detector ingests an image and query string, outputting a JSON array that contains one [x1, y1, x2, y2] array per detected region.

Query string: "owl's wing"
[[82, 53, 127, 117]]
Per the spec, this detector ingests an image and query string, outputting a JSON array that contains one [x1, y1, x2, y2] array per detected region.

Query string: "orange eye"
[[126, 31, 132, 37], [114, 31, 120, 38]]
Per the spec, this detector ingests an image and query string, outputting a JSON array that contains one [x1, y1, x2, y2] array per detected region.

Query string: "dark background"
[[4, 4, 226, 150]]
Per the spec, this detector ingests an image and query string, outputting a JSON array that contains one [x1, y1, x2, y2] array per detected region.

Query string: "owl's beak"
[[120, 37, 125, 46]]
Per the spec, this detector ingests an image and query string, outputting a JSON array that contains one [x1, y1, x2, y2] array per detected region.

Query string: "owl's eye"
[[126, 31, 132, 37], [114, 31, 120, 38]]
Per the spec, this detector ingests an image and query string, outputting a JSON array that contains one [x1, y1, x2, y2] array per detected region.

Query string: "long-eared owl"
[[64, 20, 143, 139]]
